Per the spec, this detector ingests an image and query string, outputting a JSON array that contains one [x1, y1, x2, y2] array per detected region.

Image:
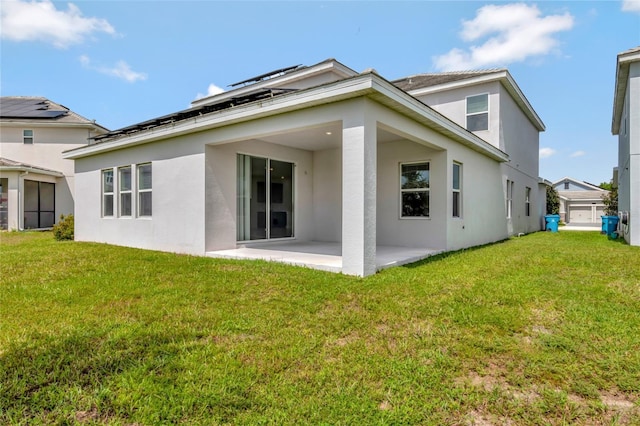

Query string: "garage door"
[[569, 206, 593, 223]]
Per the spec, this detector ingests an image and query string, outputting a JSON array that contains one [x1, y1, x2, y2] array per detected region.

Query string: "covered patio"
[[207, 241, 442, 274]]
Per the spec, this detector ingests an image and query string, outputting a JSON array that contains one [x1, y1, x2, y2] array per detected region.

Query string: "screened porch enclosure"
[[24, 180, 55, 229]]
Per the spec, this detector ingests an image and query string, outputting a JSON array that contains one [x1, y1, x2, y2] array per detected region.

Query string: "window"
[[466, 94, 488, 132], [525, 187, 531, 217], [452, 162, 462, 218], [23, 130, 33, 144], [401, 162, 429, 217], [506, 179, 514, 218], [23, 180, 55, 229], [0, 178, 7, 230], [119, 166, 132, 217], [102, 169, 114, 217], [137, 163, 152, 217], [564, 181, 570, 190]]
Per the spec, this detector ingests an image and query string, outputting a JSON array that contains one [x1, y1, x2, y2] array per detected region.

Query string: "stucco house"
[[64, 59, 545, 276], [552, 177, 607, 224], [612, 47, 640, 246], [0, 97, 108, 230], [393, 69, 547, 236]]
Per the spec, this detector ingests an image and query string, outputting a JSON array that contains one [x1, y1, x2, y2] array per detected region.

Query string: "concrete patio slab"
[[207, 241, 442, 274]]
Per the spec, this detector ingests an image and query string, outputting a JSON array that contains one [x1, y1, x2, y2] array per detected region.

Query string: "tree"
[[546, 185, 560, 215], [599, 181, 613, 191], [602, 185, 618, 216]]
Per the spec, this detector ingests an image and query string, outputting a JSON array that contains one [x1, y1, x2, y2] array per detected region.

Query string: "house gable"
[[0, 97, 109, 230], [393, 69, 545, 132], [552, 177, 606, 192]]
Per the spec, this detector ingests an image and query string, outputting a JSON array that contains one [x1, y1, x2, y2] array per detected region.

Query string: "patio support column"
[[341, 100, 377, 276]]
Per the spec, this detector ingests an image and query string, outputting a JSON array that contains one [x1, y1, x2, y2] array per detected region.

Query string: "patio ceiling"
[[256, 122, 410, 152]]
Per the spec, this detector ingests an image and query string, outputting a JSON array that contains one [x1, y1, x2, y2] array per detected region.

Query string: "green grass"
[[1, 231, 639, 425]]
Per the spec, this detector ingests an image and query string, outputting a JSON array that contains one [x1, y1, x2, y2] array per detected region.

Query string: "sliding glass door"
[[237, 154, 294, 241]]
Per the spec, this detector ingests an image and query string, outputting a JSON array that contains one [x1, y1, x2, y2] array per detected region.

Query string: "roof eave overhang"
[[538, 177, 553, 186], [190, 59, 358, 108], [64, 73, 508, 163], [406, 71, 545, 132], [612, 49, 640, 135], [0, 118, 108, 133], [0, 166, 64, 177]]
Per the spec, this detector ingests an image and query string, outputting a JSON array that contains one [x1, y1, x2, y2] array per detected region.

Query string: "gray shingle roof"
[[392, 69, 507, 91]]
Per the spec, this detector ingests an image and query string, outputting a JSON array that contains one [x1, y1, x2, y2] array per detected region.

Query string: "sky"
[[1, 0, 639, 185]]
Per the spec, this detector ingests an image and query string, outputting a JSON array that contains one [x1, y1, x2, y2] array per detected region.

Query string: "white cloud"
[[622, 0, 640, 13], [539, 147, 556, 159], [80, 55, 147, 83], [195, 83, 225, 100], [570, 150, 586, 158], [1, 0, 115, 48], [433, 3, 574, 71]]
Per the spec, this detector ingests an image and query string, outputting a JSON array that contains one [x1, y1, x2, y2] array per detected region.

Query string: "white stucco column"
[[629, 62, 640, 246], [341, 100, 377, 276]]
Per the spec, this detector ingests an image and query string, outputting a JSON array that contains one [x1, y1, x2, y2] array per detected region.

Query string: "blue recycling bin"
[[545, 214, 560, 232], [601, 215, 619, 237]]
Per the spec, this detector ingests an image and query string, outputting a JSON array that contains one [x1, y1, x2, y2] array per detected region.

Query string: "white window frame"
[[23, 129, 34, 144], [525, 186, 531, 217], [102, 169, 114, 217], [506, 179, 514, 218], [137, 163, 152, 218], [400, 161, 430, 219], [466, 93, 489, 132], [118, 166, 132, 217], [453, 162, 462, 218]]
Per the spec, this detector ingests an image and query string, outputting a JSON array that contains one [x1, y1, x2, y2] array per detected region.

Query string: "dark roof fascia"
[[612, 47, 640, 135], [64, 72, 508, 163]]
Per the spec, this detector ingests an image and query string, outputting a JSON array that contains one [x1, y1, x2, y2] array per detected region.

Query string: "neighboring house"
[[612, 47, 640, 246], [552, 177, 607, 224], [64, 59, 545, 276], [0, 97, 108, 230]]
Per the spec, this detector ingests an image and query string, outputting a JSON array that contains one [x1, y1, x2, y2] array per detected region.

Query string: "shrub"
[[52, 214, 74, 241], [546, 185, 560, 215], [602, 186, 618, 216]]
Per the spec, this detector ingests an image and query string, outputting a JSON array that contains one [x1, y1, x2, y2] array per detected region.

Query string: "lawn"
[[1, 231, 639, 425]]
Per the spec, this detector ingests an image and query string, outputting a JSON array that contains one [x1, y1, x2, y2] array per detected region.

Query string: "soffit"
[[612, 46, 640, 135]]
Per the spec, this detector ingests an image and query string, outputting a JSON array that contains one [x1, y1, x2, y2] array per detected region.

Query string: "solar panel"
[[0, 98, 68, 119], [92, 87, 299, 143], [229, 65, 302, 87]]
